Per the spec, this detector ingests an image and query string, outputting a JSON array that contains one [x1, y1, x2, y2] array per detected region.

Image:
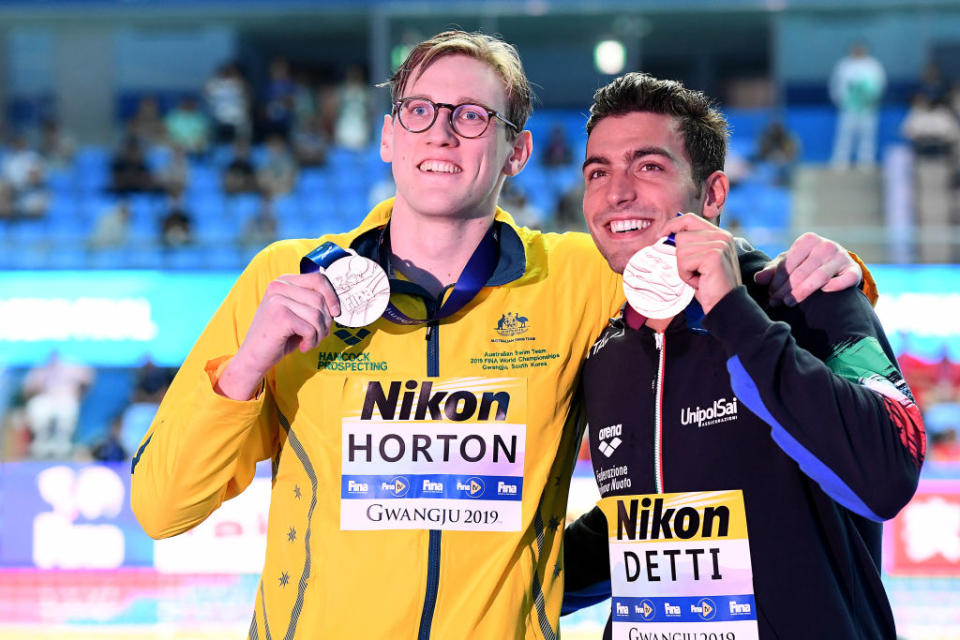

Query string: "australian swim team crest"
[[495, 312, 530, 337]]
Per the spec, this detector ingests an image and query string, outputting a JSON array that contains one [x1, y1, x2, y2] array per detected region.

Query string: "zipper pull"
[[655, 332, 664, 351], [425, 321, 437, 341]]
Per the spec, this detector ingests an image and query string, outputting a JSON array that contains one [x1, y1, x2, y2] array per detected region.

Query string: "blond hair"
[[386, 30, 532, 135]]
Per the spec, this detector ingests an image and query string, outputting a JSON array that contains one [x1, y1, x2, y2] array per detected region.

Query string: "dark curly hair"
[[587, 72, 728, 189]]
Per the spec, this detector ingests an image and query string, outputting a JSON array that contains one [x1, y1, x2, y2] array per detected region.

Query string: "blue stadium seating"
[[74, 367, 134, 446]]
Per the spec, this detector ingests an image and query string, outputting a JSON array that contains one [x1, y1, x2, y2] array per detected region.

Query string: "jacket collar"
[[348, 198, 527, 287]]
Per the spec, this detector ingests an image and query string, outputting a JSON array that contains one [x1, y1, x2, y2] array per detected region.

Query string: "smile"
[[418, 160, 462, 174], [609, 219, 652, 234]]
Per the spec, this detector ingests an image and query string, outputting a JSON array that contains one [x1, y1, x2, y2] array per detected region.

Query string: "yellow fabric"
[[849, 251, 878, 307], [131, 198, 624, 639]]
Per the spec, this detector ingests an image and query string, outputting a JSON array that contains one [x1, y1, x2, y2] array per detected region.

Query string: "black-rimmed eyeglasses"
[[392, 97, 520, 139]]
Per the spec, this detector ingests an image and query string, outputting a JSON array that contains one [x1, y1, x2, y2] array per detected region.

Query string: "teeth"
[[610, 219, 651, 233], [419, 160, 461, 174]]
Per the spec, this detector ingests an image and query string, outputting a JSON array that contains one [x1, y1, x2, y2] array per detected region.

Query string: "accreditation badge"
[[339, 377, 527, 531], [598, 490, 759, 640]]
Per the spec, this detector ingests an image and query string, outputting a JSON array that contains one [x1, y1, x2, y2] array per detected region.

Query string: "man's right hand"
[[216, 272, 341, 400]]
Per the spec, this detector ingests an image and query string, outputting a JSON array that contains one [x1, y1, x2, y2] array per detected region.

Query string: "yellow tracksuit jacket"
[[131, 199, 623, 639]]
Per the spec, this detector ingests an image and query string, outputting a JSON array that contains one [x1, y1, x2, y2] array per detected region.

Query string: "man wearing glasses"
[[131, 31, 864, 639]]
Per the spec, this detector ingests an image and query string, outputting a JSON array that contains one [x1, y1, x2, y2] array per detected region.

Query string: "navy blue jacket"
[[563, 249, 925, 639]]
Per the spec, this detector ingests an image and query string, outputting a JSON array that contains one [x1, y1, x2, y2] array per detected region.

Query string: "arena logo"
[[332, 324, 371, 346], [597, 423, 623, 458]]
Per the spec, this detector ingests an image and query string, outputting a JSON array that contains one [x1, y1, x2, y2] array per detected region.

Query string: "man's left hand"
[[754, 232, 862, 306], [663, 213, 741, 315]]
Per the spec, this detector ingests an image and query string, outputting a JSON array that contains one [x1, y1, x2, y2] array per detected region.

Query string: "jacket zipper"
[[654, 331, 666, 494], [417, 320, 441, 640]]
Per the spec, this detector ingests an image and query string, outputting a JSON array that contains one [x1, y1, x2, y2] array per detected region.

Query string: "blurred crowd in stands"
[[900, 62, 960, 262], [897, 340, 960, 464], [1, 54, 960, 467], [5, 337, 958, 466], [1, 354, 174, 464]]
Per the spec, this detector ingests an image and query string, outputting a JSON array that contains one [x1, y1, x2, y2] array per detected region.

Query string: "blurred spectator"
[[542, 125, 572, 167], [0, 182, 12, 219], [500, 181, 544, 228], [110, 137, 158, 194], [553, 181, 586, 232], [1, 133, 49, 218], [755, 120, 800, 185], [918, 62, 947, 103], [1, 404, 32, 462], [334, 65, 371, 150], [90, 415, 128, 463], [292, 70, 318, 131], [242, 196, 278, 248], [165, 97, 210, 156], [901, 94, 959, 262], [263, 57, 295, 140], [223, 139, 258, 194], [257, 134, 298, 196], [21, 352, 94, 459], [830, 42, 886, 169], [38, 119, 75, 169], [900, 94, 960, 158], [160, 193, 193, 247], [128, 96, 167, 149], [89, 199, 131, 248], [157, 145, 191, 195], [292, 114, 329, 167], [929, 428, 960, 462], [723, 147, 752, 188], [133, 357, 172, 403], [925, 397, 960, 462], [316, 84, 340, 140], [950, 81, 960, 119], [204, 63, 250, 145]]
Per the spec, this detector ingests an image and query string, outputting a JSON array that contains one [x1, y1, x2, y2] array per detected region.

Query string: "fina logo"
[[495, 312, 529, 337], [496, 480, 518, 496], [456, 477, 485, 498], [729, 600, 753, 616], [692, 597, 717, 621], [347, 479, 370, 494], [381, 476, 409, 497]]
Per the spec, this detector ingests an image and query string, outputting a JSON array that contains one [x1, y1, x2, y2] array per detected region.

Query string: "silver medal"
[[622, 237, 695, 319], [324, 253, 391, 328]]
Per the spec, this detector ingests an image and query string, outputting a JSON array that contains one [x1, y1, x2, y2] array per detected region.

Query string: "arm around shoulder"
[[704, 286, 925, 521]]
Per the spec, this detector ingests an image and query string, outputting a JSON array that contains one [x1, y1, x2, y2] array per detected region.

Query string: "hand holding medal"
[[301, 242, 391, 328]]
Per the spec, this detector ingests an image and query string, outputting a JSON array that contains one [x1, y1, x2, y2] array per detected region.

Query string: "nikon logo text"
[[616, 497, 730, 540], [361, 380, 510, 422]]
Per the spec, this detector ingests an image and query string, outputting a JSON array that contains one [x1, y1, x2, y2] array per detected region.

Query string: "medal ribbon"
[[380, 223, 500, 325], [300, 241, 351, 272], [300, 224, 500, 326]]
